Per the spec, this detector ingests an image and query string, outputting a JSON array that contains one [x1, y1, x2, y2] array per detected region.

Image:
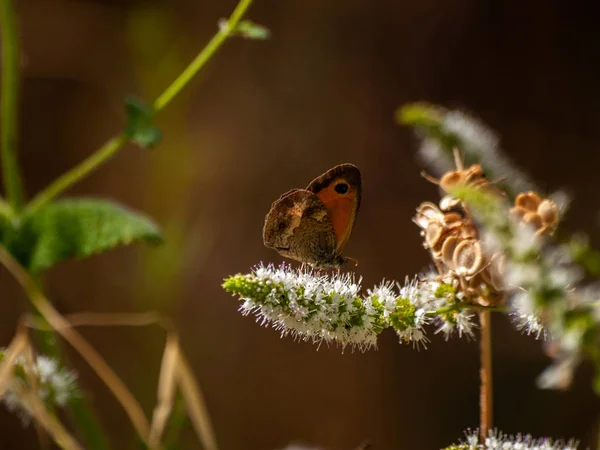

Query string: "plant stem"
[[0, 0, 25, 215], [0, 245, 149, 446], [26, 0, 254, 214], [479, 310, 493, 443], [152, 0, 253, 112], [26, 134, 127, 213], [429, 304, 506, 317]]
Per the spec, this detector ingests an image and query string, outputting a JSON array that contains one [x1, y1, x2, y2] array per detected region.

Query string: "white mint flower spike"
[[225, 263, 385, 351], [225, 264, 501, 351], [447, 429, 578, 450]]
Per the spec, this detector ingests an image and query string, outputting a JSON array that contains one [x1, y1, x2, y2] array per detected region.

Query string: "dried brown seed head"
[[424, 220, 444, 250], [510, 205, 529, 219], [515, 191, 541, 211], [523, 211, 544, 229], [441, 235, 460, 269], [512, 192, 559, 236], [439, 195, 462, 211], [436, 164, 491, 194], [414, 202, 444, 229], [453, 239, 485, 277], [538, 199, 559, 227], [439, 170, 463, 192], [443, 212, 464, 225], [464, 164, 484, 183]]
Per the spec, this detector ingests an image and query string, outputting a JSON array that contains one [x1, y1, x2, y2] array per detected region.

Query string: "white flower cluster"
[[460, 186, 597, 390], [449, 429, 578, 450], [236, 263, 377, 351], [1, 352, 78, 423], [224, 264, 478, 351], [378, 275, 477, 347]]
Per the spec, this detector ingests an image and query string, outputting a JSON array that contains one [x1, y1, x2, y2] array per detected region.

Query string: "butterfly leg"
[[345, 256, 359, 267]]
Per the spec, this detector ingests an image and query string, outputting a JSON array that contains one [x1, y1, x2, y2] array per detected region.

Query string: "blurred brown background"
[[1, 0, 600, 448]]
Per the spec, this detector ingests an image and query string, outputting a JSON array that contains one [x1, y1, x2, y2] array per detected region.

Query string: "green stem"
[[153, 0, 253, 112], [26, 134, 127, 213], [429, 304, 506, 317], [0, 0, 25, 215], [26, 0, 254, 214]]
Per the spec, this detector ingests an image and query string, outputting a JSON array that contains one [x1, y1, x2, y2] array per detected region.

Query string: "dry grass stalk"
[[0, 325, 28, 398], [0, 245, 219, 449], [0, 246, 151, 442], [12, 379, 83, 450], [176, 352, 219, 450], [23, 340, 52, 450], [24, 388, 79, 449], [22, 303, 219, 449], [31, 290, 152, 442], [148, 333, 180, 449], [0, 328, 82, 450]]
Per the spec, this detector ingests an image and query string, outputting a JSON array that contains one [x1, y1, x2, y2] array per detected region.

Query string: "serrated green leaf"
[[4, 199, 163, 274], [124, 96, 163, 149], [233, 20, 270, 39]]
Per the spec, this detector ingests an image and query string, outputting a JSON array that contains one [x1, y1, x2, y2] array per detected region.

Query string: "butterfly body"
[[263, 164, 361, 268]]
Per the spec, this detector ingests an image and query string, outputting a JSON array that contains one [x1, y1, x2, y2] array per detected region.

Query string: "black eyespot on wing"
[[334, 183, 349, 194], [278, 220, 287, 230]]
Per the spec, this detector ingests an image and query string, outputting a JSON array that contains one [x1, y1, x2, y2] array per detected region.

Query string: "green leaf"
[[125, 96, 163, 149], [5, 198, 163, 274], [232, 20, 270, 39]]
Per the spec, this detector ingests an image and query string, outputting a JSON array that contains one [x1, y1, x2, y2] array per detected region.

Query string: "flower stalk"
[[479, 311, 493, 443], [25, 0, 255, 214]]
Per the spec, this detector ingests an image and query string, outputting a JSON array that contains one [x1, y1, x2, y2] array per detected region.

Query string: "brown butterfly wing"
[[263, 189, 338, 267], [306, 163, 361, 254]]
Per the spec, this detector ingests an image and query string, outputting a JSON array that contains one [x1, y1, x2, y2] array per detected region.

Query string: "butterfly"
[[262, 164, 361, 268]]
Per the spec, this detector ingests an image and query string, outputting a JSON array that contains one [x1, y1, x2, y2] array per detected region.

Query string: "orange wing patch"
[[314, 178, 358, 252]]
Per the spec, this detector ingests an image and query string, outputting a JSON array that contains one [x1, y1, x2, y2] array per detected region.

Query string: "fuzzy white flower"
[[449, 429, 578, 450], [368, 277, 433, 349], [227, 264, 382, 351], [225, 265, 482, 351], [455, 311, 477, 339], [434, 310, 476, 341], [1, 353, 78, 424]]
